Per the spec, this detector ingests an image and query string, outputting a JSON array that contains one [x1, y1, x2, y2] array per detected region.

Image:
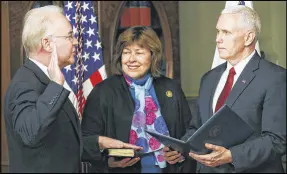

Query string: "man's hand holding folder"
[[163, 146, 185, 164], [164, 143, 232, 167], [188, 143, 232, 167], [147, 105, 254, 167]]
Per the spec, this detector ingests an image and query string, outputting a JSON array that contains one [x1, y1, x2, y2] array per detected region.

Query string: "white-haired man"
[[4, 5, 141, 173], [163, 5, 286, 173]]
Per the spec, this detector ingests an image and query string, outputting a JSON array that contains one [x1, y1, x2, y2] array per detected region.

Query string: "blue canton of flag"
[[238, 1, 245, 5], [63, 1, 106, 119]]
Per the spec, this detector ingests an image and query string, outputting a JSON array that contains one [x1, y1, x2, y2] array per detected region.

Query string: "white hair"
[[221, 5, 261, 42], [22, 5, 63, 55]]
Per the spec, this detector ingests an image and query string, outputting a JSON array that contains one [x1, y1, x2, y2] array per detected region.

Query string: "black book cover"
[[102, 148, 146, 159], [145, 104, 255, 155]]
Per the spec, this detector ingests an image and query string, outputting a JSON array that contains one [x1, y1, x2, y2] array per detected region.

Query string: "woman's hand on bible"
[[108, 157, 140, 168]]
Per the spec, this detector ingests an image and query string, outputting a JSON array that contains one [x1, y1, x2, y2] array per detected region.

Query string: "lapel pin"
[[166, 90, 173, 98], [242, 80, 246, 84]]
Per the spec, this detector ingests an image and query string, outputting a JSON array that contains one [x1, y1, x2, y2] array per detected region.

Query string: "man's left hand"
[[189, 143, 232, 167]]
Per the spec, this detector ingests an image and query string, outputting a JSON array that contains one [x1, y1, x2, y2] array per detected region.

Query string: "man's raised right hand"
[[47, 41, 64, 85]]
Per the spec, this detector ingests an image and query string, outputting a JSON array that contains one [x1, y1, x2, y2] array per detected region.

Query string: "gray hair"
[[221, 5, 261, 42], [22, 5, 63, 55]]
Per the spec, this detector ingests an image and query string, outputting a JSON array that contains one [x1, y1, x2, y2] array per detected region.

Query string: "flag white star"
[[85, 39, 92, 49], [92, 53, 100, 62], [82, 2, 90, 12], [81, 15, 87, 24], [83, 65, 88, 72], [72, 76, 78, 85], [86, 27, 95, 37], [89, 15, 97, 24], [95, 40, 102, 50], [64, 65, 72, 73], [82, 52, 90, 61], [65, 1, 73, 10], [65, 14, 71, 22]]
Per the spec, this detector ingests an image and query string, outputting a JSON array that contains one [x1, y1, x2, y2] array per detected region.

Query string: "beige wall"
[[179, 1, 286, 97]]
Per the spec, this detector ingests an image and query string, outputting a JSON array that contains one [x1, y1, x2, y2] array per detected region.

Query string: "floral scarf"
[[124, 73, 170, 168]]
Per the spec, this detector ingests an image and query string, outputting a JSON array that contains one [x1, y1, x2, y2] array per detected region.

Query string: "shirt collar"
[[226, 50, 255, 75], [29, 58, 50, 79]]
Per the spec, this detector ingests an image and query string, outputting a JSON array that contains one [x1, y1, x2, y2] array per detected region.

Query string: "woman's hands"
[[108, 157, 140, 168]]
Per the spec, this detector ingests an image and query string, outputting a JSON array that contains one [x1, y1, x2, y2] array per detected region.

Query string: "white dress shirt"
[[212, 50, 256, 113], [29, 58, 73, 94], [29, 58, 81, 119]]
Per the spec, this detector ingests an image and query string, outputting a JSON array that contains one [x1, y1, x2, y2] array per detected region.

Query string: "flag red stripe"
[[89, 70, 103, 87], [76, 89, 86, 116]]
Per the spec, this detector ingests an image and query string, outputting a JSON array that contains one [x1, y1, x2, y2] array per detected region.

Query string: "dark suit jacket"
[[81, 75, 196, 173], [182, 52, 286, 173], [4, 59, 82, 173]]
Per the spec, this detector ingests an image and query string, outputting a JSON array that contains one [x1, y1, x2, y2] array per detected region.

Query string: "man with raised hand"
[[4, 5, 141, 173]]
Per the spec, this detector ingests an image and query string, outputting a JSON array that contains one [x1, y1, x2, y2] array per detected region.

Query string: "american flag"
[[62, 1, 107, 120]]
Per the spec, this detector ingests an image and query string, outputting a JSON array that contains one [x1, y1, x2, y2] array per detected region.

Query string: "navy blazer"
[[183, 52, 286, 173], [81, 75, 196, 173], [4, 59, 82, 172]]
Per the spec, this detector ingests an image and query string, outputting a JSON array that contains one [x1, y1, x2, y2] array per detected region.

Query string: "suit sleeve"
[[81, 84, 106, 161], [230, 71, 286, 172], [9, 81, 70, 148]]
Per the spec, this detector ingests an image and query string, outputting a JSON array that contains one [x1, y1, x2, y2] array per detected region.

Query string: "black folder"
[[145, 104, 254, 155]]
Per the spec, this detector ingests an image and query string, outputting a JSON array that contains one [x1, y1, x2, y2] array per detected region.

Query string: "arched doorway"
[[109, 1, 174, 78]]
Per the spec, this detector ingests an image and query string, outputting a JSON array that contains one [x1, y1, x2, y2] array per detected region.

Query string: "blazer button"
[[49, 99, 54, 104]]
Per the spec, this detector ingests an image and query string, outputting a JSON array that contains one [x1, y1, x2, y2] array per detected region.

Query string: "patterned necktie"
[[215, 67, 236, 113]]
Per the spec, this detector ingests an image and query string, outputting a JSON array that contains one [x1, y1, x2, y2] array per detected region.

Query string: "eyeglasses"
[[49, 34, 74, 42]]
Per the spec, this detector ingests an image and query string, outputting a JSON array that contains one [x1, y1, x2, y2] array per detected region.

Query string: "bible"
[[102, 148, 145, 158], [145, 104, 254, 155]]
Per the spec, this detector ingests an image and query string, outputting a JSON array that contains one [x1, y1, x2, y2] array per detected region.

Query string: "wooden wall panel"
[[99, 1, 180, 81], [8, 1, 32, 78], [1, 1, 11, 166]]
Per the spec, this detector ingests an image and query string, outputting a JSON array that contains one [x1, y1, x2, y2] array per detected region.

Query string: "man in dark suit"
[[4, 5, 140, 173], [3, 5, 81, 173], [163, 5, 286, 173]]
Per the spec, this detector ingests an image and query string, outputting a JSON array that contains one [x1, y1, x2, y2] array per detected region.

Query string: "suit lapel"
[[225, 54, 260, 107], [23, 58, 50, 85], [24, 59, 81, 142], [207, 64, 226, 118], [64, 99, 82, 155], [64, 99, 81, 139], [119, 76, 135, 142], [153, 79, 167, 120], [153, 78, 173, 128]]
